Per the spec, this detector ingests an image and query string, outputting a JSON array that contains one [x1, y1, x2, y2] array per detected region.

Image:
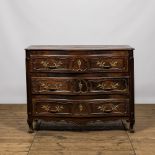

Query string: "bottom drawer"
[[32, 99, 129, 117]]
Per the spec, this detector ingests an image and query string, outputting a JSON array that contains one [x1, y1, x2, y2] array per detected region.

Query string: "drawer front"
[[32, 99, 129, 117], [31, 77, 129, 95], [91, 101, 128, 116], [33, 101, 72, 116], [30, 55, 128, 73]]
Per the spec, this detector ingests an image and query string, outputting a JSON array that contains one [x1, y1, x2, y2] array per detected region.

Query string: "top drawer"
[[29, 55, 128, 73]]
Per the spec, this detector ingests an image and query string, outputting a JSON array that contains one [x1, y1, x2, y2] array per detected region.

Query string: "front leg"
[[27, 119, 34, 133], [129, 120, 135, 133], [33, 119, 41, 131]]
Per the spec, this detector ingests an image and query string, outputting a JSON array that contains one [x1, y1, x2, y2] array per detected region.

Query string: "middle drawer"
[[31, 77, 129, 95]]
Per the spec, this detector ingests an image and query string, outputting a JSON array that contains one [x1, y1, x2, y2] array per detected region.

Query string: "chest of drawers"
[[25, 45, 135, 133]]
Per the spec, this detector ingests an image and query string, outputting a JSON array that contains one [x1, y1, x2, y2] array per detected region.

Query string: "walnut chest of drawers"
[[25, 45, 135, 133]]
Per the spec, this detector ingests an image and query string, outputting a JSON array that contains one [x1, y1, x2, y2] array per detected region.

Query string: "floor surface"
[[0, 104, 155, 155]]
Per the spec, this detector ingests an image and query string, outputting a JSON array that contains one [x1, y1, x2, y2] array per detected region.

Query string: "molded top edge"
[[25, 45, 134, 50]]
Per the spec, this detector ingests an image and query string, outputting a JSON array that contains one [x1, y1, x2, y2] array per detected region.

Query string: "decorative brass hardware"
[[97, 105, 105, 112], [54, 105, 64, 112], [76, 80, 89, 93], [40, 82, 50, 90], [97, 82, 119, 90], [41, 105, 50, 111], [97, 104, 119, 113], [111, 83, 119, 89], [73, 59, 82, 71], [41, 104, 64, 112], [72, 58, 88, 71], [40, 60, 62, 69], [77, 59, 82, 70], [96, 60, 118, 68], [39, 81, 62, 92], [79, 104, 83, 112], [97, 61, 105, 68], [53, 61, 63, 68], [110, 61, 118, 67], [41, 61, 49, 68]]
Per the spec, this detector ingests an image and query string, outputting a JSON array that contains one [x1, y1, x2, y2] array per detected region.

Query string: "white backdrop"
[[0, 0, 155, 103]]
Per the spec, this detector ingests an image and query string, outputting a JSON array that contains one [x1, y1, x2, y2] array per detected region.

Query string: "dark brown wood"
[[29, 55, 128, 73], [25, 45, 135, 132]]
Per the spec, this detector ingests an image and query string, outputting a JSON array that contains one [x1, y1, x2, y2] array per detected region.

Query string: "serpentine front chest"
[[25, 45, 135, 132]]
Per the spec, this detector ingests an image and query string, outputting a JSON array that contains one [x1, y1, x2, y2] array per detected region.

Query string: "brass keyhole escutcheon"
[[77, 59, 82, 70], [79, 104, 83, 112]]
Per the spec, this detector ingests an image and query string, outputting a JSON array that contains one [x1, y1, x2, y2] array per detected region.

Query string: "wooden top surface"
[[25, 45, 134, 50]]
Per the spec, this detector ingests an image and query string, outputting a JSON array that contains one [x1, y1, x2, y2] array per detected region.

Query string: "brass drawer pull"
[[48, 66, 57, 69], [97, 104, 119, 113], [40, 60, 62, 69], [41, 105, 64, 113], [49, 109, 61, 113], [48, 88, 57, 91], [39, 82, 62, 92], [97, 60, 118, 69], [102, 87, 113, 91], [103, 109, 113, 113], [97, 82, 119, 90], [35, 65, 57, 70], [102, 65, 111, 69]]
